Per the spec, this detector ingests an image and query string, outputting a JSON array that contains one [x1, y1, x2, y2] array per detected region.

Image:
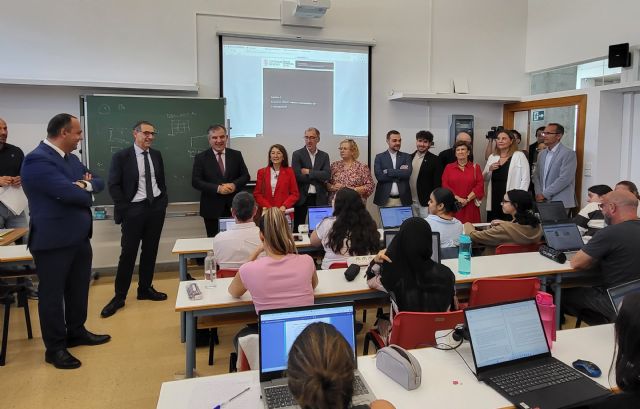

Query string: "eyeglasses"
[[304, 136, 318, 141], [540, 132, 560, 136], [139, 131, 157, 137]]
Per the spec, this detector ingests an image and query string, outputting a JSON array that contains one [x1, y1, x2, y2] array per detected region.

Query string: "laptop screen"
[[608, 279, 640, 313], [307, 206, 333, 231], [259, 303, 356, 379], [542, 223, 584, 251], [536, 201, 567, 222], [384, 231, 441, 263], [379, 206, 413, 229], [218, 217, 236, 232], [465, 299, 550, 372]]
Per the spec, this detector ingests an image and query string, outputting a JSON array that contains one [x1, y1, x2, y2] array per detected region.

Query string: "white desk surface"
[[176, 269, 380, 312], [157, 324, 615, 409], [0, 244, 32, 262]]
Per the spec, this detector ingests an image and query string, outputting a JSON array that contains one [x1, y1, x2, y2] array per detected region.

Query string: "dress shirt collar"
[[547, 142, 561, 153], [306, 147, 317, 157], [43, 139, 66, 158], [388, 149, 398, 157], [212, 148, 226, 156], [133, 143, 148, 155]]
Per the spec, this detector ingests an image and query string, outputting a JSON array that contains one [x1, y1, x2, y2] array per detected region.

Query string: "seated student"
[[212, 192, 261, 269], [310, 187, 380, 269], [367, 217, 456, 313], [586, 293, 640, 409], [574, 184, 612, 238], [565, 190, 640, 325], [425, 187, 463, 248], [615, 180, 640, 217], [463, 189, 542, 255], [288, 322, 396, 409]]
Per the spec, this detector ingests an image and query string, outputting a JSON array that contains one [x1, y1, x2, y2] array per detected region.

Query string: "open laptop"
[[307, 206, 333, 232], [607, 278, 640, 314], [259, 303, 376, 409], [541, 222, 584, 260], [383, 230, 441, 263], [379, 206, 413, 230], [218, 217, 236, 232], [465, 299, 611, 409], [536, 201, 569, 223]]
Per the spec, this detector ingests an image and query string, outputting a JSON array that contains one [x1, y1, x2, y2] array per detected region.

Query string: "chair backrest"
[[328, 262, 348, 269], [216, 268, 239, 278], [495, 242, 543, 255], [388, 310, 464, 350], [468, 277, 541, 308]]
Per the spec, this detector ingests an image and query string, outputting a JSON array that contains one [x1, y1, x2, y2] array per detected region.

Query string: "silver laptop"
[[383, 230, 441, 263], [218, 217, 236, 232], [541, 222, 584, 260], [607, 278, 640, 314], [379, 205, 413, 230], [259, 303, 375, 409], [465, 299, 611, 409]]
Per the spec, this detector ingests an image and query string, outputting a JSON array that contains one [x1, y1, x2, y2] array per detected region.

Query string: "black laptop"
[[465, 299, 611, 409], [536, 201, 569, 223], [607, 279, 640, 314]]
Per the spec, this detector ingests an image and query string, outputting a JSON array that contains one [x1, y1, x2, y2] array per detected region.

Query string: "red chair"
[[495, 242, 543, 255], [328, 262, 348, 269], [216, 268, 239, 278], [467, 277, 541, 308], [363, 310, 464, 354]]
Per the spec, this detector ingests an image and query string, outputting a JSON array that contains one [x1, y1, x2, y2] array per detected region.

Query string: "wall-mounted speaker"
[[608, 43, 631, 68]]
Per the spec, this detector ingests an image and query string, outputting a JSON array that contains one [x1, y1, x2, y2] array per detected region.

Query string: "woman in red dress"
[[442, 141, 484, 223]]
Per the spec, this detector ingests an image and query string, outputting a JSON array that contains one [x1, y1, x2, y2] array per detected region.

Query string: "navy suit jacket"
[[108, 146, 168, 224], [21, 142, 104, 251], [373, 150, 412, 206], [291, 147, 331, 205]]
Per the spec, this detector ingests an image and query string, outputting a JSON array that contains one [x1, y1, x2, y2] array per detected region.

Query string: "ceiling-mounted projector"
[[281, 0, 331, 28]]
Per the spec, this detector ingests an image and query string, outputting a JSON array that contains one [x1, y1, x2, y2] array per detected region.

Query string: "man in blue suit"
[[373, 130, 412, 207], [21, 113, 110, 369]]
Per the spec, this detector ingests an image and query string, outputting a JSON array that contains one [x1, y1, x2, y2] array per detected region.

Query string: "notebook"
[[307, 206, 333, 232], [541, 222, 584, 260], [0, 228, 15, 238], [465, 299, 611, 409], [536, 201, 569, 223], [259, 303, 375, 409], [379, 206, 413, 230], [607, 278, 640, 314], [218, 217, 236, 232], [383, 230, 441, 263]]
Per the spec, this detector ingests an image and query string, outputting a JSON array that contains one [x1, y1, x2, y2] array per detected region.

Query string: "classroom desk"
[[157, 324, 615, 409], [0, 244, 32, 268], [176, 270, 388, 378], [0, 228, 28, 246]]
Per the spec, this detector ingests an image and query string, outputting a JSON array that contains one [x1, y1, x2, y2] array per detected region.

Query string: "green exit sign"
[[533, 110, 545, 121]]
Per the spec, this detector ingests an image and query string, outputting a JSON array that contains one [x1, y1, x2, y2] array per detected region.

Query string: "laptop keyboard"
[[490, 361, 583, 397], [263, 375, 371, 408]]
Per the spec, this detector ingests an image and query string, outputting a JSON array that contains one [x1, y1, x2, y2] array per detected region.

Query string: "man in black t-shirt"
[[563, 190, 640, 325], [438, 131, 473, 165], [0, 118, 27, 232]]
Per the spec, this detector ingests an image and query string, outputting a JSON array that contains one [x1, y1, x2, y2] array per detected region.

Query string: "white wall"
[[0, 0, 530, 269], [526, 0, 640, 73]]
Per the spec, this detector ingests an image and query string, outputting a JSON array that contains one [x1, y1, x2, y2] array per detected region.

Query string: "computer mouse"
[[572, 359, 602, 378]]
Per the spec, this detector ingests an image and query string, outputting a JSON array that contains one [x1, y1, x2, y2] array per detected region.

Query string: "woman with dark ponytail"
[[288, 322, 395, 409], [463, 189, 542, 255], [426, 187, 463, 247]]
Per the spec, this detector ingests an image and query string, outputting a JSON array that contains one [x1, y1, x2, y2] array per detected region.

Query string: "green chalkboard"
[[82, 95, 225, 205]]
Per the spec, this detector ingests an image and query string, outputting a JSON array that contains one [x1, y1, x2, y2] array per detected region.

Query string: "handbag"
[[472, 164, 482, 207]]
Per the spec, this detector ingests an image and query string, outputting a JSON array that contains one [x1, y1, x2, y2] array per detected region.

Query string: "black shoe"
[[137, 286, 167, 301], [45, 349, 81, 369], [67, 330, 111, 348], [101, 297, 125, 318]]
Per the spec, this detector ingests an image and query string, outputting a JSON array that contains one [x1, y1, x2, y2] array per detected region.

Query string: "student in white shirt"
[[425, 187, 463, 248]]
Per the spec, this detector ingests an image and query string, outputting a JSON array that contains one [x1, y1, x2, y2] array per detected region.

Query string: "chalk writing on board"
[[98, 104, 111, 115], [169, 119, 190, 136]]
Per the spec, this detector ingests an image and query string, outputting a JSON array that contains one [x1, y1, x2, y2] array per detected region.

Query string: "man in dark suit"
[[438, 131, 473, 165], [373, 130, 412, 207], [291, 127, 331, 232], [101, 121, 169, 318], [192, 124, 249, 238], [410, 130, 443, 217], [21, 113, 110, 369]]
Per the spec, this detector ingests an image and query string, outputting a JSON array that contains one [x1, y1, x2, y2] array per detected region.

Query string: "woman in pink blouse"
[[327, 139, 374, 202]]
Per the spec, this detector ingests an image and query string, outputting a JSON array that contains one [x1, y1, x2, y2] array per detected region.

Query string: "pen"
[[213, 386, 251, 409]]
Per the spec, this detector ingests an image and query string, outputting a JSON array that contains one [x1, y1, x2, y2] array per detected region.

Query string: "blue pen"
[[213, 386, 251, 409]]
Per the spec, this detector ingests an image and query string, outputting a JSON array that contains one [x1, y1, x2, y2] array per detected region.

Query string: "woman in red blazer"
[[254, 144, 300, 212]]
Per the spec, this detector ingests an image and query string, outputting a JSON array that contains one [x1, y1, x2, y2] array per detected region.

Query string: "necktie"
[[217, 152, 225, 175], [142, 151, 154, 203]]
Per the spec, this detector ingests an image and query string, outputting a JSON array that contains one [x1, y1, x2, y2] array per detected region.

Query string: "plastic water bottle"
[[204, 250, 217, 288], [458, 234, 472, 276]]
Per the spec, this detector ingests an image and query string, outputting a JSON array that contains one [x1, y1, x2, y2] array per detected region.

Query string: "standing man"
[[438, 131, 473, 165], [0, 118, 27, 234], [410, 130, 443, 217], [373, 130, 412, 207], [101, 121, 169, 318], [21, 113, 110, 369], [192, 124, 249, 238], [532, 123, 577, 211], [528, 126, 546, 167], [291, 127, 330, 232]]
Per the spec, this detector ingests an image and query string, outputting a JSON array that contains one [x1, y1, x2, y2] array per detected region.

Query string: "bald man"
[[563, 190, 640, 325], [438, 131, 473, 165]]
